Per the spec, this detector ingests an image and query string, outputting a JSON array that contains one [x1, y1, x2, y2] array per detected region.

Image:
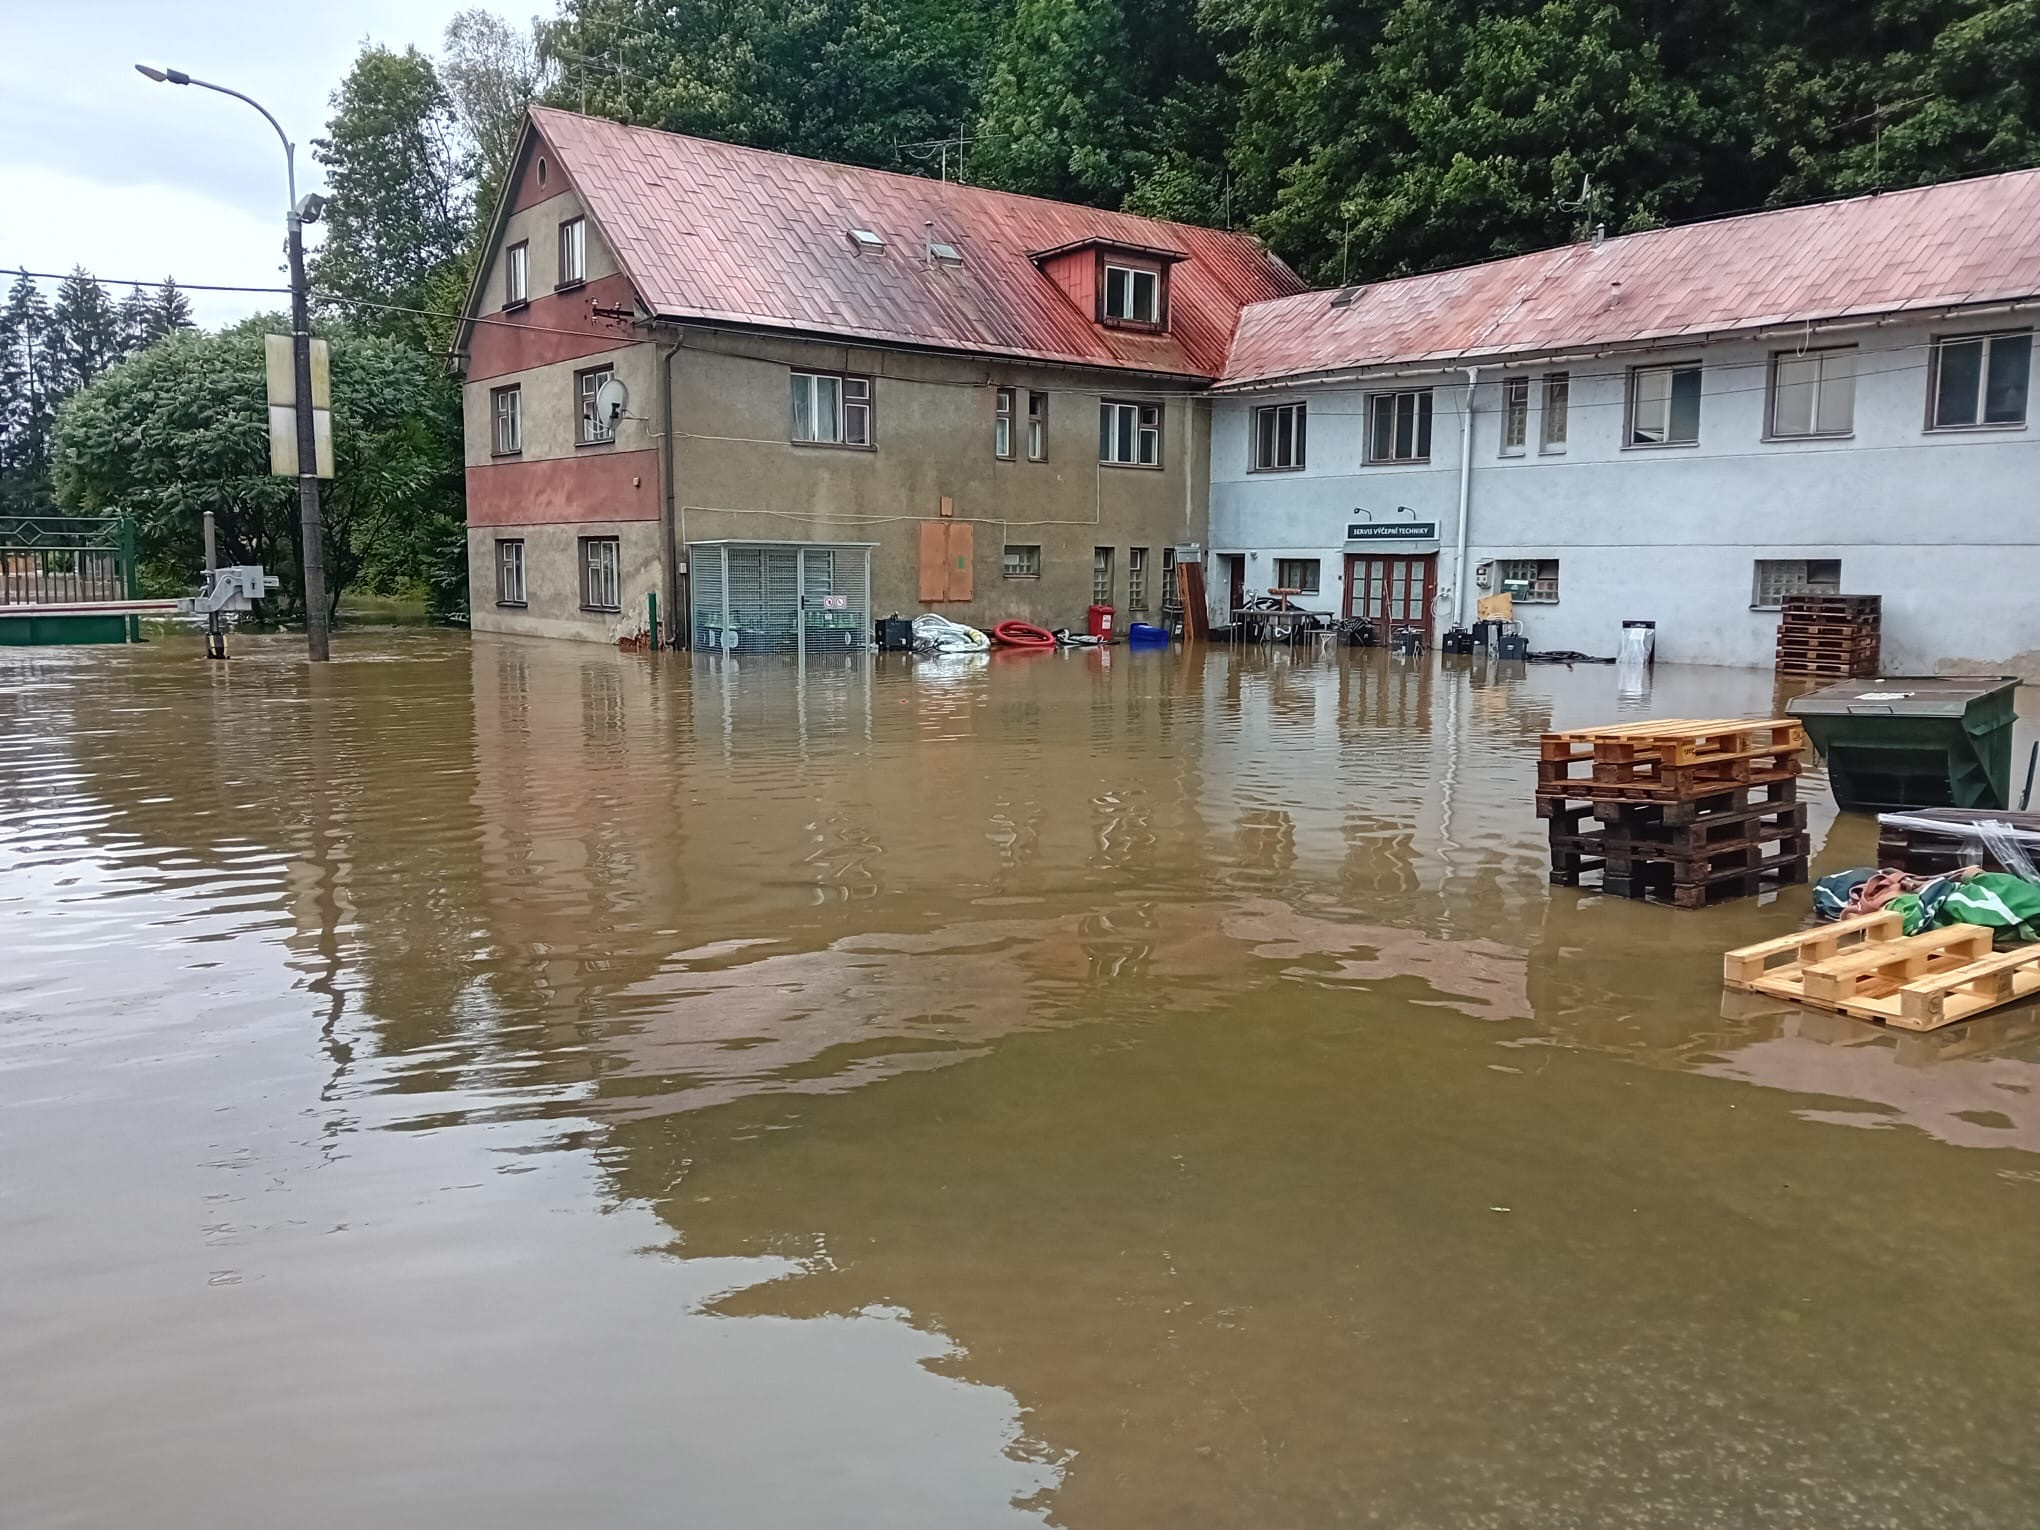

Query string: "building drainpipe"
[[1452, 364, 1480, 629], [658, 337, 684, 648]]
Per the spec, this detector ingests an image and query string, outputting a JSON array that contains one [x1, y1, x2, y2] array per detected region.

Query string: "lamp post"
[[135, 63, 330, 661]]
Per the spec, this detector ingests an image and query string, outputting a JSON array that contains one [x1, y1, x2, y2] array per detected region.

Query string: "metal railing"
[[0, 516, 138, 608]]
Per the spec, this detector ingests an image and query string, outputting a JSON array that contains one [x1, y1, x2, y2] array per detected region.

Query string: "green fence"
[[0, 515, 141, 645]]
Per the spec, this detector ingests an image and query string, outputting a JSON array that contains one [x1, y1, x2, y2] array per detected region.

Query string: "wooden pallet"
[[1537, 748, 1802, 801], [1776, 657, 1877, 678], [1781, 594, 1881, 616], [1537, 776, 1799, 823], [1723, 914, 2040, 1030]]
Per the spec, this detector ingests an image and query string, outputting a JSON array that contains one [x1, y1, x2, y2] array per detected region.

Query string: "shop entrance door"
[[1344, 553, 1438, 638]]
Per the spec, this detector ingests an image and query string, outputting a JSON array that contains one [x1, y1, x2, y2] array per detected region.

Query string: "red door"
[[1345, 554, 1438, 638]]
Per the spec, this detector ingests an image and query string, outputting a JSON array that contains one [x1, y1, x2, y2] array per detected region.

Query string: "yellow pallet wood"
[[1723, 917, 2040, 1031]]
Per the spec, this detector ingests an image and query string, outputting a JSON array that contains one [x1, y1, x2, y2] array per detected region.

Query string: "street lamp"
[[135, 62, 331, 662]]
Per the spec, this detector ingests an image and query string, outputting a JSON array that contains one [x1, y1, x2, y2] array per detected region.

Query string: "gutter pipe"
[[1452, 365, 1479, 628]]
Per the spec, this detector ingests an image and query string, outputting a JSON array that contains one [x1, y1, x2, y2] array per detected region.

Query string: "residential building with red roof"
[[456, 107, 1303, 647], [1209, 170, 2040, 671]]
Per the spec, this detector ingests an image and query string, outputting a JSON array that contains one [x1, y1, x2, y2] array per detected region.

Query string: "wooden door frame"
[[1343, 552, 1439, 638]]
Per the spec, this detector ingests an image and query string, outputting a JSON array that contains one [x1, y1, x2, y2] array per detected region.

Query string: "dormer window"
[[1104, 264, 1160, 324]]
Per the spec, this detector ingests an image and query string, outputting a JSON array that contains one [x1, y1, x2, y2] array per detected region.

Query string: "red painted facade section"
[[467, 449, 661, 526], [469, 274, 639, 381]]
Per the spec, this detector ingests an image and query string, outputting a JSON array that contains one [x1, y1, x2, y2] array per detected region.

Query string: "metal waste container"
[[1787, 675, 2020, 811]]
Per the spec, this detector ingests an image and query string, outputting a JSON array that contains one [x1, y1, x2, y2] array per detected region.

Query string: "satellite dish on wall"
[[595, 375, 630, 424]]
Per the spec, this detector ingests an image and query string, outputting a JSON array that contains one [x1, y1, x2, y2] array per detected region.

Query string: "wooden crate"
[[1723, 914, 2040, 1030]]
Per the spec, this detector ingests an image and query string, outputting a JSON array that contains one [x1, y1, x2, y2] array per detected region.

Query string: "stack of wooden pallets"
[[1724, 912, 2040, 1031], [1539, 718, 1810, 909], [1775, 593, 1880, 678]]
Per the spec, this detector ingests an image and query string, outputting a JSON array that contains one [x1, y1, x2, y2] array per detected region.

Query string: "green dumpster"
[[1787, 675, 2021, 811]]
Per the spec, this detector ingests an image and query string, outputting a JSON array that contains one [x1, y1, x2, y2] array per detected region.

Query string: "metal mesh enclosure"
[[689, 542, 873, 657]]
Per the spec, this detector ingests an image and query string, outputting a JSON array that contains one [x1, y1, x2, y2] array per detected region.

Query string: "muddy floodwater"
[[7, 631, 2040, 1528]]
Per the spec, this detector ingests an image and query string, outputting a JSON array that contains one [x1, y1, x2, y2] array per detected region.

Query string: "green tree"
[[49, 268, 124, 400], [969, 0, 1220, 208], [0, 273, 59, 513], [50, 322, 466, 621], [443, 8, 553, 214], [1219, 0, 1723, 283], [311, 45, 470, 348], [541, 0, 999, 172]]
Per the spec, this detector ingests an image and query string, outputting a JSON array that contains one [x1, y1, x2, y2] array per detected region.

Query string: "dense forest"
[[7, 0, 2036, 622]]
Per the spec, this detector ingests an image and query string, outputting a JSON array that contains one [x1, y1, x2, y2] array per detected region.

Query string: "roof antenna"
[[1558, 173, 1604, 244]]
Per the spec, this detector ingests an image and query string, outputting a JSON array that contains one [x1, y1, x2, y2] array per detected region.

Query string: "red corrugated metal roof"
[[529, 107, 1304, 380], [1224, 170, 2040, 387]]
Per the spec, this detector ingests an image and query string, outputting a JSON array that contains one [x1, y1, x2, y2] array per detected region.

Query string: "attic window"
[[537, 156, 548, 188], [929, 241, 963, 265], [1104, 264, 1160, 324], [848, 228, 886, 251], [1329, 288, 1360, 309]]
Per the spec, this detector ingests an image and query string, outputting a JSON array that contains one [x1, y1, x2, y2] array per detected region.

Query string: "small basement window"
[[1753, 558, 1841, 609], [1497, 558, 1559, 603], [1274, 557, 1320, 594], [1003, 544, 1041, 578]]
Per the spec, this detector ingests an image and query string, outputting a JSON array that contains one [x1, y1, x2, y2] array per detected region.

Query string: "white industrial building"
[[1207, 170, 2040, 672]]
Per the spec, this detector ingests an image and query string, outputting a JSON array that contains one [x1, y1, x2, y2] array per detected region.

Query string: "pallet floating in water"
[[1723, 913, 2040, 1030]]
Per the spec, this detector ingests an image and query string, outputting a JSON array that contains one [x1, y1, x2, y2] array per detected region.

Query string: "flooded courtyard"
[[6, 629, 2040, 1528]]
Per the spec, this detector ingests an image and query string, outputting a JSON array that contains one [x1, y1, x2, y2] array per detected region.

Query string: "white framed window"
[[994, 387, 1014, 459], [1026, 391, 1048, 460], [1252, 402, 1306, 470], [1099, 400, 1160, 466], [1540, 372, 1570, 451], [1497, 558, 1559, 603], [503, 241, 528, 308], [1103, 264, 1160, 323], [1128, 546, 1149, 611], [1274, 557, 1320, 594], [577, 365, 615, 445], [1092, 546, 1114, 605], [1161, 546, 1178, 609], [1929, 330, 2031, 429], [1628, 362, 1701, 446], [1366, 389, 1433, 463], [790, 370, 872, 447], [1003, 543, 1041, 578], [495, 538, 525, 605], [1770, 347, 1856, 437], [557, 217, 586, 287], [1752, 558, 1841, 609], [578, 535, 620, 611], [1500, 376, 1529, 455], [491, 384, 521, 455]]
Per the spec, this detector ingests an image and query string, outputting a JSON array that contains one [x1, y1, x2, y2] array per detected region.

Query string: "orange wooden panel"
[[919, 521, 949, 603], [946, 520, 974, 602]]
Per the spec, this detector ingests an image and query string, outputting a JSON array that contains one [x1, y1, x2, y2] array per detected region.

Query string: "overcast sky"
[[1, 0, 522, 328]]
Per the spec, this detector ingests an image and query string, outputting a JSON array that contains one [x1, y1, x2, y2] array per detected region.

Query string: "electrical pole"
[[286, 206, 329, 660], [136, 63, 329, 660]]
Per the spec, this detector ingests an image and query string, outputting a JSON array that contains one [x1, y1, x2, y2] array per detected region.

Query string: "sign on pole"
[[264, 335, 334, 478]]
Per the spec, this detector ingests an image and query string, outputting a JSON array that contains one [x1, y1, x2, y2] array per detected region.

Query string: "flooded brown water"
[[5, 630, 2040, 1528]]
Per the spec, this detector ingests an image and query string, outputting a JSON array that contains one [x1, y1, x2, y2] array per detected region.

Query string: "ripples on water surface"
[[4, 630, 2039, 1528]]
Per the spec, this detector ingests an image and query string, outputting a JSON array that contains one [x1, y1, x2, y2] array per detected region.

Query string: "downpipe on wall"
[[1452, 364, 1480, 629]]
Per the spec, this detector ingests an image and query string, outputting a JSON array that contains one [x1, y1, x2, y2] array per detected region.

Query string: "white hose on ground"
[[911, 613, 990, 653]]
